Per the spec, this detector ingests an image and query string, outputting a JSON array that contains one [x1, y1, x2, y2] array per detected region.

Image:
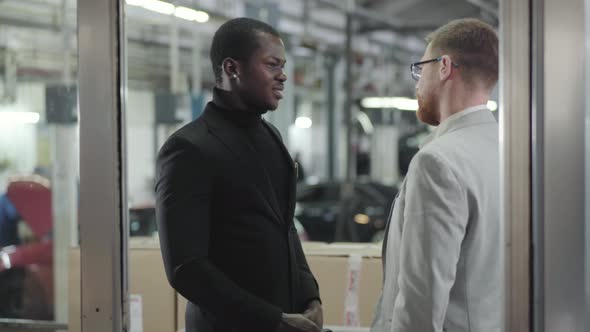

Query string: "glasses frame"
[[410, 56, 460, 81]]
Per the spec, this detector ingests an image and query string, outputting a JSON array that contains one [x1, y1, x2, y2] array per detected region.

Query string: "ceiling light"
[[174, 6, 198, 20], [174, 7, 209, 23], [193, 10, 209, 23], [361, 97, 499, 112], [142, 0, 174, 15], [126, 0, 174, 15], [126, 0, 209, 22], [0, 112, 40, 124], [295, 116, 312, 129], [360, 97, 418, 111]]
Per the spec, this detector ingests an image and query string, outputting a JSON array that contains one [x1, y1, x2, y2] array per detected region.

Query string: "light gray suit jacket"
[[371, 108, 503, 332]]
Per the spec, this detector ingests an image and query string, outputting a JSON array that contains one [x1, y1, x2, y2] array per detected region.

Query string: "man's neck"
[[214, 85, 249, 112], [437, 86, 489, 123]]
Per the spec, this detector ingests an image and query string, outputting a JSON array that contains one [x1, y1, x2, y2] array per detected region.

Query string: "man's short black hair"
[[210, 17, 281, 83]]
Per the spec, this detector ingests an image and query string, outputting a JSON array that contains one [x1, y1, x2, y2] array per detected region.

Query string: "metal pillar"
[[536, 0, 587, 330], [78, 0, 128, 330], [531, 0, 545, 330], [325, 55, 336, 180], [51, 0, 76, 327], [500, 0, 531, 330], [170, 15, 180, 94], [154, 14, 181, 169], [191, 30, 202, 95], [344, 12, 355, 182], [335, 6, 358, 242], [586, 0, 590, 328]]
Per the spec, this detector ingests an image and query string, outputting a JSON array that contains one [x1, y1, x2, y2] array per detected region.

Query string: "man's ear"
[[222, 58, 240, 79], [439, 55, 453, 81]]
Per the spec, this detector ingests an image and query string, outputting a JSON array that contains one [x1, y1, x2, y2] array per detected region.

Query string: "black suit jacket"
[[155, 102, 320, 332]]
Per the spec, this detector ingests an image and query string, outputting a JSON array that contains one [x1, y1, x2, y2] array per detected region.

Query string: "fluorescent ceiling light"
[[295, 116, 312, 129], [125, 0, 144, 5], [361, 97, 418, 111], [0, 111, 40, 124], [193, 10, 210, 23], [126, 0, 209, 22], [175, 7, 209, 23], [142, 0, 174, 15], [361, 97, 499, 112]]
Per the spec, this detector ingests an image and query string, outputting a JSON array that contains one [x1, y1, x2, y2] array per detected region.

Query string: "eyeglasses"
[[410, 57, 459, 81]]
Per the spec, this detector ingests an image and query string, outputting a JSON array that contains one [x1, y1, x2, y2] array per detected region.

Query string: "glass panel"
[[122, 0, 472, 245], [124, 2, 207, 331], [587, 0, 590, 326], [0, 0, 79, 327], [123, 1, 504, 331]]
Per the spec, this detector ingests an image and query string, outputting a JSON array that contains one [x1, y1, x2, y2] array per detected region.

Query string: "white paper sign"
[[344, 254, 363, 327], [130, 294, 143, 332]]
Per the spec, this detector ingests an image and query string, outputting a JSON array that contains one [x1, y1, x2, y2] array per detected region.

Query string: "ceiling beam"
[[315, 0, 440, 31], [371, 0, 421, 16], [466, 0, 498, 18]]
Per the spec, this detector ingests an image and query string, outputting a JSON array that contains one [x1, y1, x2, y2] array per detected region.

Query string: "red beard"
[[416, 92, 439, 126]]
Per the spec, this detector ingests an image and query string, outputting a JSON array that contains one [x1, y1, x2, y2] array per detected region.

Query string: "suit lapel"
[[202, 104, 285, 225]]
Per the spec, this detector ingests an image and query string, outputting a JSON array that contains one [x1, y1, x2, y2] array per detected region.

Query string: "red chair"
[[0, 175, 53, 320]]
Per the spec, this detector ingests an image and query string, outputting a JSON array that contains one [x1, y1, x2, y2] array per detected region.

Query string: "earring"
[[232, 74, 238, 79]]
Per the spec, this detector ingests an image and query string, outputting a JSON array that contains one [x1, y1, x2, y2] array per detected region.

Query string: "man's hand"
[[277, 313, 321, 332], [303, 300, 323, 329]]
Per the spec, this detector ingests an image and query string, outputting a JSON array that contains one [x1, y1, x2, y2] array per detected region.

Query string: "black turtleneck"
[[212, 88, 290, 220]]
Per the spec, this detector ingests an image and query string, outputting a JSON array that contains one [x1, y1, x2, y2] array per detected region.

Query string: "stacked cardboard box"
[[301, 242, 382, 327], [69, 240, 382, 331], [176, 242, 382, 330], [68, 238, 176, 332]]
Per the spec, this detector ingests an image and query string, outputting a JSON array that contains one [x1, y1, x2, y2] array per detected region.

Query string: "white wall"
[[288, 125, 327, 182], [370, 126, 400, 185], [0, 83, 45, 190], [126, 89, 156, 206]]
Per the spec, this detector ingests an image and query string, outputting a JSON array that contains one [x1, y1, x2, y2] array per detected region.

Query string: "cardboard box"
[[177, 294, 187, 331], [68, 249, 81, 332], [176, 242, 382, 330], [304, 243, 382, 327], [69, 240, 382, 331], [68, 238, 176, 332]]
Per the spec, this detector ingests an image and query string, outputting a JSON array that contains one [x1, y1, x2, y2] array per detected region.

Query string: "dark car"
[[128, 205, 310, 241], [129, 205, 158, 238], [295, 181, 397, 243]]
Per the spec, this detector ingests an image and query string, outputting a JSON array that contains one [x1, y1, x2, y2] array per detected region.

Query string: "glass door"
[[0, 0, 79, 330]]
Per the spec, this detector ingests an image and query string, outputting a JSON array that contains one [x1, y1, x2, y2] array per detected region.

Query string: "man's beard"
[[416, 91, 439, 126]]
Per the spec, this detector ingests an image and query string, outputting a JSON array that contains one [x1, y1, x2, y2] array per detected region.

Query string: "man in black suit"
[[155, 17, 323, 332]]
